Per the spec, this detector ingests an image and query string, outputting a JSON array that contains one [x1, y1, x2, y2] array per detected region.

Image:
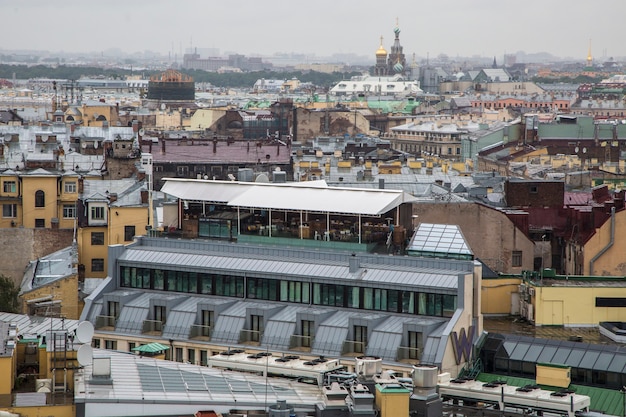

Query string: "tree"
[[0, 275, 19, 313]]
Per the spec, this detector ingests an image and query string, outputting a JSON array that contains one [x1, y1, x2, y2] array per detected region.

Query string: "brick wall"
[[0, 229, 74, 285]]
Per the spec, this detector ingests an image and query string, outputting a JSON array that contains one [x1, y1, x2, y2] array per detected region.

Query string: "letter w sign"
[[451, 326, 475, 365]]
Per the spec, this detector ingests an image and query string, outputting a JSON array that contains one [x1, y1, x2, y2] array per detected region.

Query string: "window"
[[512, 251, 523, 267], [91, 232, 105, 245], [35, 219, 45, 228], [175, 347, 183, 362], [64, 181, 77, 193], [91, 206, 105, 220], [92, 339, 101, 349], [408, 331, 422, 360], [301, 320, 314, 348], [124, 225, 136, 242], [35, 190, 45, 208], [2, 204, 16, 218], [107, 301, 120, 318], [200, 350, 208, 366], [529, 185, 538, 194], [128, 342, 136, 352], [63, 204, 76, 219], [154, 305, 166, 324], [176, 166, 189, 176], [187, 349, 196, 365], [105, 340, 117, 350], [353, 325, 368, 353], [91, 258, 105, 272], [3, 181, 16, 193], [201, 310, 214, 328], [250, 315, 263, 342]]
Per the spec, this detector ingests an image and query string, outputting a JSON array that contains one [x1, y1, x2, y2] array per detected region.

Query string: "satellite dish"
[[41, 135, 48, 142], [160, 103, 166, 110], [75, 321, 94, 343], [139, 128, 145, 136], [94, 141, 99, 149], [77, 344, 93, 366], [575, 147, 579, 153], [81, 141, 87, 149], [582, 147, 587, 153]]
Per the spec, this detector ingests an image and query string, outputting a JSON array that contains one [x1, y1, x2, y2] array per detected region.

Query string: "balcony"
[[341, 340, 366, 356], [396, 346, 421, 363], [142, 319, 164, 335], [95, 315, 116, 330], [289, 335, 314, 352], [189, 324, 212, 340], [238, 329, 263, 345]]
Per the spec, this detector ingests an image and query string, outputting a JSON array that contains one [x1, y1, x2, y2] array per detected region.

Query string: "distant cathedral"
[[373, 20, 407, 77]]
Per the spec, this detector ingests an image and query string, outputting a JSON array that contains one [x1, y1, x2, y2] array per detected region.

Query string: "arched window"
[[35, 190, 45, 208]]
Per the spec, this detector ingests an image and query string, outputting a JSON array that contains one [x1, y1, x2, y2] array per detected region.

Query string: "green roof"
[[132, 342, 170, 353], [477, 373, 624, 416]]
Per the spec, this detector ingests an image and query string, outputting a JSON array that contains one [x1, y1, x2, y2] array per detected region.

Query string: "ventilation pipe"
[[589, 206, 615, 275]]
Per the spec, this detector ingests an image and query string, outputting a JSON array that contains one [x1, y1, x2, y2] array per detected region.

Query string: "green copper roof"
[[132, 342, 170, 353]]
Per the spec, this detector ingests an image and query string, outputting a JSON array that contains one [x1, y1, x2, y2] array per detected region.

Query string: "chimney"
[[78, 177, 84, 193], [70, 123, 76, 134], [140, 190, 149, 204], [348, 253, 360, 273], [379, 178, 385, 189], [213, 139, 217, 154], [161, 138, 166, 154], [137, 171, 146, 181], [108, 193, 118, 203], [132, 120, 139, 133]]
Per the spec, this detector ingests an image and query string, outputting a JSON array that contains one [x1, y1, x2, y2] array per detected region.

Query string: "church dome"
[[375, 36, 387, 56], [393, 62, 404, 73]]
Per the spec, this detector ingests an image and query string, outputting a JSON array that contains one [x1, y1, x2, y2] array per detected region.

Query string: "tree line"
[[0, 64, 361, 89]]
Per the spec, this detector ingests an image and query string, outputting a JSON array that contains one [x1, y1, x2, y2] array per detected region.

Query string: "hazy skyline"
[[5, 0, 625, 62]]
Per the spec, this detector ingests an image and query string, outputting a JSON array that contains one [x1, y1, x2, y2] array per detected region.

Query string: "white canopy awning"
[[160, 178, 417, 216]]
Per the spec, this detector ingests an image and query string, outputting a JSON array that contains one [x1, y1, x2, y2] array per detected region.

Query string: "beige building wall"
[[582, 209, 626, 276], [294, 108, 371, 140], [21, 175, 59, 229], [482, 277, 522, 315], [78, 226, 109, 278], [20, 274, 82, 320], [108, 206, 148, 246], [187, 108, 227, 131], [412, 202, 534, 274], [534, 285, 626, 326]]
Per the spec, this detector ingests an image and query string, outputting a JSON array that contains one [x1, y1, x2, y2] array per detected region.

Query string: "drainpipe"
[[589, 207, 615, 275]]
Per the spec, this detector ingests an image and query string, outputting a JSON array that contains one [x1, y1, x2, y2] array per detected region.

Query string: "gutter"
[[589, 206, 615, 275]]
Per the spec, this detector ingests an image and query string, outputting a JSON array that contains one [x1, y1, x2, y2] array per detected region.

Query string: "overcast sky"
[[5, 0, 625, 62]]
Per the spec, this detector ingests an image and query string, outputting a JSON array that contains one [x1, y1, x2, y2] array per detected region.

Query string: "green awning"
[[132, 342, 170, 353]]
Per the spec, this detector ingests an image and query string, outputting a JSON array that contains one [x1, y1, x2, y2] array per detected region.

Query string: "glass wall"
[[120, 266, 456, 318]]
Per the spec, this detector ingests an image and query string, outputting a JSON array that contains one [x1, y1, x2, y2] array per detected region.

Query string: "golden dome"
[[376, 36, 387, 56]]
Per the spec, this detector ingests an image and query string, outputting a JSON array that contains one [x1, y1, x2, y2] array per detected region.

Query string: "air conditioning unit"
[[528, 287, 535, 296]]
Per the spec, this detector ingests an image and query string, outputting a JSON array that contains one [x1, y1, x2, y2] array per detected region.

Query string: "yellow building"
[[19, 246, 82, 320], [0, 169, 79, 230], [0, 314, 79, 417], [375, 383, 411, 417], [77, 178, 149, 278], [65, 101, 120, 127]]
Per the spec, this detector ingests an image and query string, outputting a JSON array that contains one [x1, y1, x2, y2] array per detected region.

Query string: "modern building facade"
[[81, 179, 483, 377]]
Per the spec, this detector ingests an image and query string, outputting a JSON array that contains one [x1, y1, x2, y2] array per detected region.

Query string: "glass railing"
[[189, 324, 212, 339], [142, 320, 163, 334], [95, 315, 116, 329]]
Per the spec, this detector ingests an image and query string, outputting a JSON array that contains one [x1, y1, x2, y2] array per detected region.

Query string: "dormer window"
[[88, 202, 108, 225]]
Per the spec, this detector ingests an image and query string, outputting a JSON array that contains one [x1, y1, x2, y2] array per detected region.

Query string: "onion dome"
[[376, 36, 387, 56]]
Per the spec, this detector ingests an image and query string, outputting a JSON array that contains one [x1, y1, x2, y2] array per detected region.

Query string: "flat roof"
[[160, 178, 418, 216]]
